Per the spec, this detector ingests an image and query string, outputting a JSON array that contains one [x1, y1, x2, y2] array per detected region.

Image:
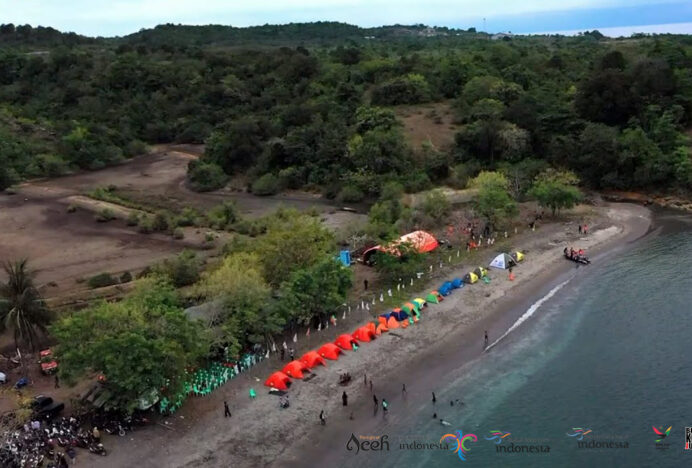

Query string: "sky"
[[1, 0, 691, 37]]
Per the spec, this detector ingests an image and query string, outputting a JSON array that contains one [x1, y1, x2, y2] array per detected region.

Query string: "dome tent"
[[426, 291, 441, 303], [386, 316, 400, 328], [511, 251, 525, 262], [473, 267, 488, 278], [300, 351, 327, 368], [265, 371, 291, 390], [376, 323, 389, 334], [353, 326, 376, 342], [413, 298, 426, 309], [451, 278, 463, 288], [489, 253, 517, 270], [335, 334, 358, 350], [463, 272, 479, 284], [282, 360, 309, 379], [439, 282, 453, 296], [391, 309, 409, 321], [401, 302, 417, 314], [318, 343, 342, 360]]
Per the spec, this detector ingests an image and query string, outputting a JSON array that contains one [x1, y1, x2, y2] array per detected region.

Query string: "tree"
[[420, 189, 451, 223], [0, 259, 52, 351], [373, 243, 425, 284], [51, 277, 209, 412], [469, 171, 517, 229], [528, 169, 582, 216], [275, 258, 352, 326], [254, 210, 334, 287]]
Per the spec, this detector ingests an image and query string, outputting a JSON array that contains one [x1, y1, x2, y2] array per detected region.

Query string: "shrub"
[[152, 211, 170, 232], [176, 207, 199, 227], [337, 185, 365, 203], [187, 161, 228, 192], [251, 173, 282, 196], [206, 201, 239, 230], [158, 250, 201, 287], [96, 208, 116, 222], [88, 272, 118, 289], [421, 189, 451, 222], [172, 228, 184, 239], [119, 271, 133, 283], [138, 216, 153, 234], [126, 211, 140, 226]]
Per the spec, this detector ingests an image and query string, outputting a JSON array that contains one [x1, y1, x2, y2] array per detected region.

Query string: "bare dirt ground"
[[394, 101, 460, 152], [0, 146, 364, 300]]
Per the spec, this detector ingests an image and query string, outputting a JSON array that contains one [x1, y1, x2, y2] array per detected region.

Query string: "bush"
[[95, 208, 116, 222], [187, 161, 228, 192], [119, 271, 133, 283], [158, 250, 201, 287], [403, 172, 432, 193], [175, 207, 199, 227], [138, 216, 153, 234], [251, 173, 282, 196], [206, 201, 239, 230], [337, 185, 365, 203], [172, 228, 184, 239], [152, 211, 170, 232], [126, 211, 140, 226], [88, 272, 118, 289], [421, 189, 451, 223]]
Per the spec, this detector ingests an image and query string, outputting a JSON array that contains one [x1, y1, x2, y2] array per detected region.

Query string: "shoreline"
[[98, 202, 652, 468], [279, 202, 652, 468]]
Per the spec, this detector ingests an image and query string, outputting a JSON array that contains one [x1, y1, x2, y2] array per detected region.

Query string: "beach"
[[100, 202, 652, 468]]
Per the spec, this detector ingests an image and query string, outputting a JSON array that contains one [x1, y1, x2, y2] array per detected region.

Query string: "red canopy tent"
[[264, 371, 291, 390], [282, 360, 308, 379], [318, 343, 342, 360], [386, 316, 400, 329], [366, 322, 376, 333], [353, 326, 375, 342], [300, 350, 327, 368], [335, 334, 358, 350]]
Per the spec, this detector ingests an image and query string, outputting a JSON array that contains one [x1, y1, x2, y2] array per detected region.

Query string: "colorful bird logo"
[[653, 426, 671, 443], [566, 428, 592, 440], [485, 430, 511, 444], [440, 430, 478, 461]]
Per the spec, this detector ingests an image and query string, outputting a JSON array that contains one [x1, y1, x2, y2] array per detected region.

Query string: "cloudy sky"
[[1, 0, 691, 36]]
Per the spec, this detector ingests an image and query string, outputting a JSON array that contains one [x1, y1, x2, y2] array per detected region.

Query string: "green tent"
[[426, 293, 440, 304]]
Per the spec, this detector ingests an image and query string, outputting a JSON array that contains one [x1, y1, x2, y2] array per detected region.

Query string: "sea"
[[333, 211, 692, 467]]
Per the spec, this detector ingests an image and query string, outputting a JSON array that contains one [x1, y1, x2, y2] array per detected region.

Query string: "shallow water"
[[336, 214, 692, 467]]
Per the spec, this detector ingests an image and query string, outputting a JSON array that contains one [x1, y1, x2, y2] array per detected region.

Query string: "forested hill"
[[1, 22, 691, 198]]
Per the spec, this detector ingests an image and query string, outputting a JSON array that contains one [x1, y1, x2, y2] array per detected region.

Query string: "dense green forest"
[[1, 22, 691, 195]]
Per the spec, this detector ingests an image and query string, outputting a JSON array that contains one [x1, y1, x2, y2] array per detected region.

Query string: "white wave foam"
[[485, 278, 572, 352]]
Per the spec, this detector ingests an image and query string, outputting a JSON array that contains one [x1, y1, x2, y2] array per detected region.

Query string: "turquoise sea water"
[[336, 215, 692, 467]]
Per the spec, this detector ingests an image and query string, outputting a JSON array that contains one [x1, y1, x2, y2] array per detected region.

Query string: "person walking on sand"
[[289, 348, 295, 361], [342, 391, 348, 406], [382, 399, 389, 416], [224, 401, 231, 418], [364, 373, 367, 386], [280, 348, 285, 361], [578, 224, 582, 234], [432, 392, 437, 404], [369, 379, 373, 392], [584, 224, 588, 235], [54, 374, 59, 389], [364, 279, 368, 291], [402, 384, 406, 395], [373, 394, 378, 406], [484, 330, 489, 349], [319, 410, 326, 425]]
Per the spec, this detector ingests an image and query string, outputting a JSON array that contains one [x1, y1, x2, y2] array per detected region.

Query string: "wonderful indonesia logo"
[[653, 426, 671, 450], [567, 428, 629, 449], [486, 430, 550, 454], [440, 430, 478, 462]]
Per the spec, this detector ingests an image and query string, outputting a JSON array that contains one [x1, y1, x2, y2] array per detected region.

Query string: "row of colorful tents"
[[264, 251, 525, 391]]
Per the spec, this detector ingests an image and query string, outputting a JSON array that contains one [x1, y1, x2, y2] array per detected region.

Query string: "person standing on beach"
[[289, 348, 294, 361], [364, 279, 368, 291], [364, 373, 367, 386], [224, 401, 231, 418], [584, 224, 588, 235], [402, 384, 406, 395], [432, 392, 437, 404], [369, 380, 373, 392], [382, 399, 388, 416], [342, 391, 348, 406], [484, 331, 489, 349], [373, 394, 378, 406], [280, 348, 285, 361], [319, 410, 326, 425], [578, 224, 582, 234]]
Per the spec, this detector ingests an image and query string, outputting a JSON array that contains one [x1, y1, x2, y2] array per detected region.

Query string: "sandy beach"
[[99, 202, 652, 468]]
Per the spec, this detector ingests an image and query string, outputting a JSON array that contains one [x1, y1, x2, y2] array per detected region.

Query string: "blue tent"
[[451, 278, 463, 289], [391, 310, 409, 321], [379, 312, 392, 320], [439, 282, 453, 296]]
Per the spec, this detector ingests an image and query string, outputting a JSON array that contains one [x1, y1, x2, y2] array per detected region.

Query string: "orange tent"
[[300, 350, 327, 368], [400, 319, 409, 329], [317, 343, 341, 360], [366, 322, 376, 333], [386, 316, 400, 329], [335, 334, 358, 350], [376, 323, 388, 335], [378, 316, 387, 326], [353, 327, 375, 342], [264, 371, 291, 390], [282, 360, 308, 379]]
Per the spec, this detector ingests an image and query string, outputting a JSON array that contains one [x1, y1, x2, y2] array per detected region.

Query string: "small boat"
[[564, 253, 590, 264]]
